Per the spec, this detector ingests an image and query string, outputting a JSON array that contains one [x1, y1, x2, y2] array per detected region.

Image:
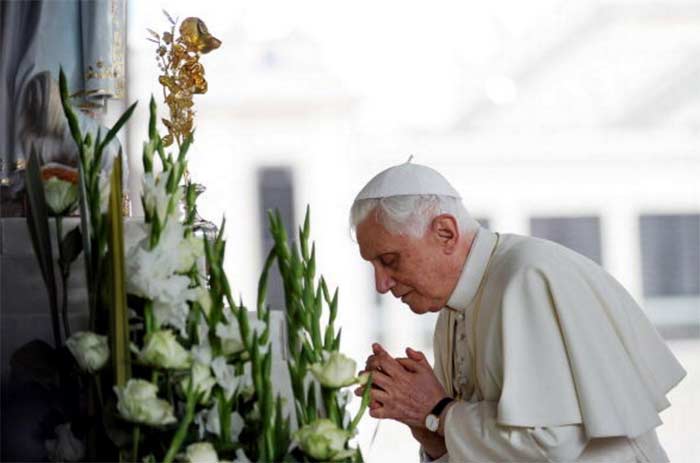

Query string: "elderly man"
[[352, 160, 685, 462]]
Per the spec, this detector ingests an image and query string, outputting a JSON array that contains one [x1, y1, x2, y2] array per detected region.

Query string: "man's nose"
[[374, 266, 396, 294]]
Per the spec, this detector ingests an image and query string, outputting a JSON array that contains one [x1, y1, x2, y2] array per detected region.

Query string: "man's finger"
[[406, 347, 428, 364], [368, 387, 391, 404], [396, 357, 421, 373], [369, 370, 393, 389], [373, 352, 406, 378], [369, 405, 390, 420]]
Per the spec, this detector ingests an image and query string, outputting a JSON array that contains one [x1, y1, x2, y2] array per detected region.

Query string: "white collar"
[[446, 227, 498, 312]]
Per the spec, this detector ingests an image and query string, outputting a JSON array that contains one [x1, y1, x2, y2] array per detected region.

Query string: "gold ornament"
[[148, 12, 221, 148]]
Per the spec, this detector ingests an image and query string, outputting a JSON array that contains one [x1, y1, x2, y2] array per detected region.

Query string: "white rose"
[[309, 352, 359, 388], [181, 362, 217, 403], [185, 442, 218, 463], [294, 419, 354, 461], [114, 379, 176, 426], [139, 330, 191, 369], [43, 176, 78, 216], [65, 331, 109, 373]]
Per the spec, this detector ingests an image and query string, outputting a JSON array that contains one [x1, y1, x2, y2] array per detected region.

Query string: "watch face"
[[425, 414, 439, 432]]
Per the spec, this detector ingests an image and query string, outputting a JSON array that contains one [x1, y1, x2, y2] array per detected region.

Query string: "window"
[[530, 216, 603, 265], [639, 214, 700, 338], [257, 167, 296, 312]]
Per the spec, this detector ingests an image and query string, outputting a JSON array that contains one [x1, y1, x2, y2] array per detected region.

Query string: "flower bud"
[[66, 331, 109, 373], [185, 442, 218, 463], [139, 330, 191, 369], [309, 351, 358, 388], [294, 419, 354, 461], [43, 176, 78, 216], [114, 379, 176, 426]]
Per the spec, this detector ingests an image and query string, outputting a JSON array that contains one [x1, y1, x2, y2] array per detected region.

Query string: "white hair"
[[350, 195, 479, 238]]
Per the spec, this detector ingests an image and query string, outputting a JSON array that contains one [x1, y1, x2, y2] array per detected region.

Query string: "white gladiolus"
[[139, 330, 191, 369], [211, 357, 254, 401], [202, 402, 245, 442], [114, 379, 176, 426], [181, 361, 217, 403], [65, 331, 109, 373], [215, 319, 245, 355], [185, 442, 218, 463], [142, 172, 178, 223], [309, 352, 359, 388]]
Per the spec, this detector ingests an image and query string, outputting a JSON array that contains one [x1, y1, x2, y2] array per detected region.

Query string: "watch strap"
[[430, 397, 454, 418]]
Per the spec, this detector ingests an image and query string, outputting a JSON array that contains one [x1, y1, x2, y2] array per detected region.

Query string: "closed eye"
[[379, 253, 398, 268]]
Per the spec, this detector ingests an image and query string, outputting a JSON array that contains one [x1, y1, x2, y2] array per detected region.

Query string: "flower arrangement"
[[19, 13, 372, 463]]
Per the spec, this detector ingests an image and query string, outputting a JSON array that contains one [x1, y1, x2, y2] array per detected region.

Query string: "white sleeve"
[[443, 400, 588, 463]]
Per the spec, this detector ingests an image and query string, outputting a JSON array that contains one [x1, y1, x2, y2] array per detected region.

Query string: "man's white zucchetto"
[[354, 159, 462, 201]]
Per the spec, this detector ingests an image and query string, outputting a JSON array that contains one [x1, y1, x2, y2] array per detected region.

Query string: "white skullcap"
[[354, 156, 461, 201]]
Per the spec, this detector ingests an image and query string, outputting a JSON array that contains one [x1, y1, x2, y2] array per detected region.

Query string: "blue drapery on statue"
[[0, 0, 125, 187]]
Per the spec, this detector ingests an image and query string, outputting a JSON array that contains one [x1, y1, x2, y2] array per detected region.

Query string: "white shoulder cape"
[[447, 234, 686, 438]]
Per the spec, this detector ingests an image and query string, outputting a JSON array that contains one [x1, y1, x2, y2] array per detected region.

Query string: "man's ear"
[[430, 214, 460, 254]]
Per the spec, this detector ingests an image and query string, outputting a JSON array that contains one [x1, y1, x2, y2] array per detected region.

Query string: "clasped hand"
[[354, 343, 447, 429]]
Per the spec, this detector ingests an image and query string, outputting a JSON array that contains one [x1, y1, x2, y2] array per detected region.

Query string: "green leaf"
[[58, 68, 84, 160], [106, 155, 131, 386], [59, 225, 83, 266], [25, 149, 61, 348], [98, 101, 138, 157]]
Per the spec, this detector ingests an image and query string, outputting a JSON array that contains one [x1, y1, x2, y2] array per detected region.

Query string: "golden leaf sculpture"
[[152, 13, 221, 148]]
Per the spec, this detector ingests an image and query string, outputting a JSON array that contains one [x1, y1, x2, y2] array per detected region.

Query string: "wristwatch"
[[424, 397, 454, 432]]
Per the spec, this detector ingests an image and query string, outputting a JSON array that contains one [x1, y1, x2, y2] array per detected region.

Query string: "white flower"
[[211, 356, 238, 400], [294, 419, 354, 461], [65, 331, 109, 373], [202, 402, 245, 442], [142, 172, 175, 223], [216, 318, 245, 355], [191, 341, 212, 366], [181, 362, 216, 403], [44, 423, 85, 462], [185, 442, 218, 463], [139, 330, 191, 369], [43, 176, 78, 216], [211, 357, 254, 401], [195, 286, 212, 316], [309, 352, 358, 388], [153, 300, 190, 337], [114, 379, 176, 426]]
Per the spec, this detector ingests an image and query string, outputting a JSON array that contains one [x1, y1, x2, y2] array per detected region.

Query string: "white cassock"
[[424, 227, 686, 462]]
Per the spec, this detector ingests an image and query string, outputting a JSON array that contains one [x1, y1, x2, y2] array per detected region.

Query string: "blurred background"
[[122, 0, 699, 461]]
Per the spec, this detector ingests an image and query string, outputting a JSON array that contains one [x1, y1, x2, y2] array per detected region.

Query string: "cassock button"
[[458, 333, 466, 341], [457, 313, 465, 321]]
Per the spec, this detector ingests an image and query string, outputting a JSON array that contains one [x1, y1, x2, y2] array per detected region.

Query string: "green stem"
[[144, 300, 154, 334], [94, 374, 104, 408], [55, 217, 72, 339], [162, 389, 197, 463], [132, 425, 140, 462]]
